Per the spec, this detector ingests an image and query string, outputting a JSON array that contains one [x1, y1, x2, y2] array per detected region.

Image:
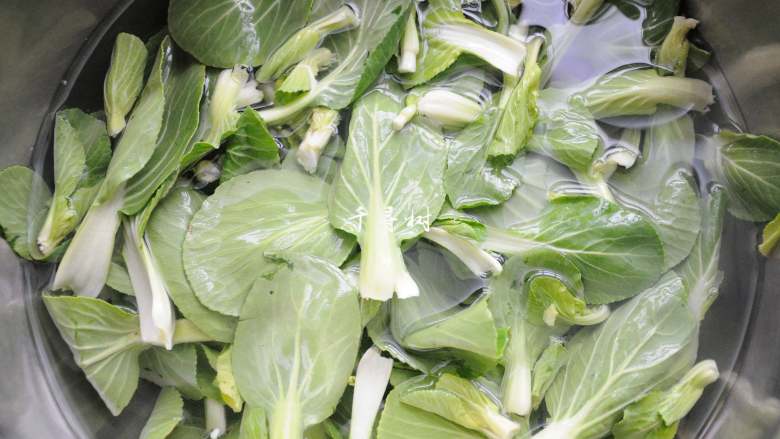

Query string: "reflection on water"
[[520, 0, 651, 88]]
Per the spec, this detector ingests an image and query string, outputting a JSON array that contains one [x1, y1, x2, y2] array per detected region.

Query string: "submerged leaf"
[[610, 115, 701, 269], [760, 213, 780, 257], [233, 256, 361, 438], [43, 295, 146, 416], [123, 44, 206, 214], [168, 0, 313, 68], [483, 195, 665, 304], [147, 186, 237, 342], [400, 373, 521, 439], [139, 387, 184, 439], [329, 86, 447, 301], [571, 68, 713, 119], [37, 109, 111, 258], [104, 33, 148, 136], [706, 130, 780, 222], [444, 107, 517, 209], [140, 344, 202, 400], [405, 0, 526, 86], [539, 273, 697, 439], [220, 108, 280, 182], [528, 100, 602, 174], [472, 154, 578, 227], [258, 0, 411, 124], [184, 170, 355, 316], [377, 377, 484, 439], [677, 187, 726, 320], [612, 360, 719, 439], [0, 166, 51, 260]]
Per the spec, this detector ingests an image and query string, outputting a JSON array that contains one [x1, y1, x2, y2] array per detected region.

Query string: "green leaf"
[[184, 169, 355, 316], [43, 295, 147, 416], [612, 360, 719, 439], [329, 86, 447, 300], [444, 107, 517, 209], [104, 33, 148, 136], [404, 0, 526, 86], [168, 0, 313, 68], [760, 213, 780, 256], [470, 154, 577, 227], [677, 187, 726, 320], [98, 36, 168, 203], [400, 373, 521, 439], [281, 136, 346, 185], [528, 100, 602, 174], [276, 48, 334, 101], [539, 273, 697, 439], [376, 376, 484, 439], [233, 256, 362, 437], [709, 130, 780, 222], [531, 339, 567, 410], [256, 6, 357, 81], [107, 256, 134, 296], [0, 166, 51, 260], [655, 16, 698, 77], [221, 108, 280, 183], [487, 41, 543, 165], [610, 116, 701, 270], [526, 275, 608, 327], [482, 195, 665, 304], [197, 346, 223, 402], [389, 242, 495, 355], [424, 212, 501, 278], [168, 425, 208, 439], [570, 68, 713, 119], [486, 254, 578, 416], [216, 346, 243, 412], [367, 305, 438, 374], [122, 42, 206, 215], [641, 0, 681, 46], [140, 344, 202, 400], [146, 184, 238, 341], [139, 387, 184, 439], [240, 406, 269, 439], [258, 0, 411, 124]]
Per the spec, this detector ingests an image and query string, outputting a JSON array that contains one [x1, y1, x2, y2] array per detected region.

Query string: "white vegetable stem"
[[349, 347, 394, 439], [417, 90, 482, 128], [392, 104, 418, 131], [312, 5, 359, 33], [206, 398, 227, 439], [52, 188, 124, 296], [359, 174, 419, 301], [483, 409, 524, 439], [121, 218, 176, 349], [569, 0, 605, 25], [501, 331, 532, 416], [398, 10, 420, 73], [562, 305, 610, 326], [531, 418, 581, 439], [297, 108, 339, 173], [423, 227, 502, 276], [37, 198, 73, 257], [205, 66, 261, 145], [270, 393, 302, 439], [432, 23, 526, 77]]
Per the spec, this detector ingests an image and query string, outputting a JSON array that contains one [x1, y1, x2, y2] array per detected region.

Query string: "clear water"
[[19, 0, 765, 438]]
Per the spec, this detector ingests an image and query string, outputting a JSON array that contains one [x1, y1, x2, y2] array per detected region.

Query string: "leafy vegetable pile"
[[2, 0, 780, 438]]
